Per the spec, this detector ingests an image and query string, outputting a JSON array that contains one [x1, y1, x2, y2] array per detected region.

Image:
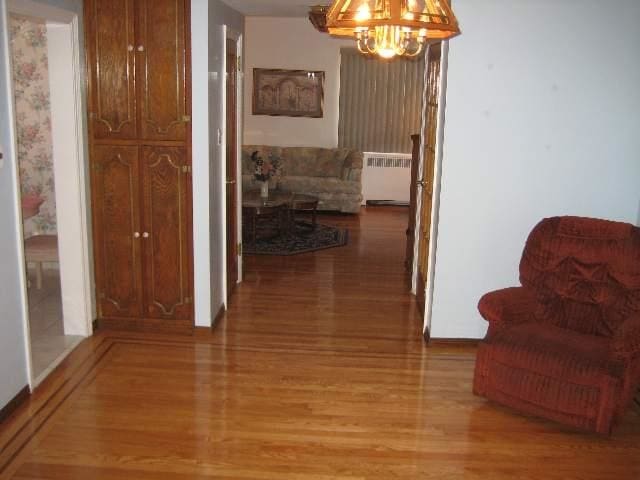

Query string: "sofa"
[[473, 216, 640, 434], [241, 145, 363, 213]]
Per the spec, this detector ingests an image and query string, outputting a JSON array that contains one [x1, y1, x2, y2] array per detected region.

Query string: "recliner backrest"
[[519, 216, 640, 337]]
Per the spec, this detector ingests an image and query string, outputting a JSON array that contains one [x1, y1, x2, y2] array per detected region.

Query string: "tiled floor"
[[26, 267, 82, 381]]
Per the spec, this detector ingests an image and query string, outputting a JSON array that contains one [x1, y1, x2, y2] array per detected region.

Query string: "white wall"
[[430, 0, 640, 338], [243, 17, 352, 148], [0, 0, 29, 408], [191, 0, 244, 326], [191, 0, 211, 327], [0, 0, 85, 409]]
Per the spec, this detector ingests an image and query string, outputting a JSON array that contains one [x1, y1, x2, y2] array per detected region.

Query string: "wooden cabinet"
[[137, 0, 189, 141], [140, 147, 192, 320], [86, 0, 189, 142], [85, 0, 137, 140], [92, 145, 143, 318], [92, 146, 192, 323], [86, 0, 192, 330]]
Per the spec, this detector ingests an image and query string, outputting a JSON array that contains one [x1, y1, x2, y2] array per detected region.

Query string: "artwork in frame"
[[252, 68, 324, 118]]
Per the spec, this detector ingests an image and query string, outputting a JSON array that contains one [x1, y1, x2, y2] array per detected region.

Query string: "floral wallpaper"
[[9, 15, 57, 237]]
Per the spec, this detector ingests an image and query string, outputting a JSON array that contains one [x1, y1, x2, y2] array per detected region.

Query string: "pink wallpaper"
[[9, 15, 57, 237]]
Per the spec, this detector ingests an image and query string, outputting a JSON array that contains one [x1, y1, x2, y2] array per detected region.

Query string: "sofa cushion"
[[277, 176, 361, 195], [281, 147, 343, 177]]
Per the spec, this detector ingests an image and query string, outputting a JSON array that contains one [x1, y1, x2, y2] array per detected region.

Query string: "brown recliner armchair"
[[473, 216, 640, 434]]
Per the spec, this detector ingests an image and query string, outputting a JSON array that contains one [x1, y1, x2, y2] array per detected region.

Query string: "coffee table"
[[291, 193, 319, 230], [242, 191, 293, 244]]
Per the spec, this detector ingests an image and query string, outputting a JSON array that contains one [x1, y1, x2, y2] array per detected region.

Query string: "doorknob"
[[416, 180, 427, 187]]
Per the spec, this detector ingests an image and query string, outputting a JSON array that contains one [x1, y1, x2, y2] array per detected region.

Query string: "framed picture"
[[252, 68, 324, 118]]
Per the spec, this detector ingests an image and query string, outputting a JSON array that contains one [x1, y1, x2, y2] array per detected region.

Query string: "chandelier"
[[324, 0, 460, 59]]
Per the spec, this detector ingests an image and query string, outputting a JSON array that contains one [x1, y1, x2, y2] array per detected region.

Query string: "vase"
[[259, 180, 269, 199]]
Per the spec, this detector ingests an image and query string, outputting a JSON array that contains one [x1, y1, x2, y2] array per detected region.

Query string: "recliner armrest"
[[342, 150, 363, 181], [613, 315, 640, 357], [478, 287, 537, 325]]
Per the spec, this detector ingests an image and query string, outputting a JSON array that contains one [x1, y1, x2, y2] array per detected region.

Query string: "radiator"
[[361, 152, 412, 205]]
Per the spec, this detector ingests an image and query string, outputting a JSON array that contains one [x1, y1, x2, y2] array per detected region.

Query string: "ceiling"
[[221, 0, 324, 17]]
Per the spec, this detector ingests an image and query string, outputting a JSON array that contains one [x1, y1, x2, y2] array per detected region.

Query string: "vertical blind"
[[338, 48, 424, 154]]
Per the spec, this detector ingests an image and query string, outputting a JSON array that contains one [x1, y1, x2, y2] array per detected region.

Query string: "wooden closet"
[[85, 0, 193, 331]]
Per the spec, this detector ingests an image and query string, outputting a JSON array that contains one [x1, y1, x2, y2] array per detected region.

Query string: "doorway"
[[7, 1, 92, 385], [410, 41, 446, 337]]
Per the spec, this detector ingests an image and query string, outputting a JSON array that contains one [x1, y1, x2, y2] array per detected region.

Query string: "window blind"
[[338, 48, 424, 154]]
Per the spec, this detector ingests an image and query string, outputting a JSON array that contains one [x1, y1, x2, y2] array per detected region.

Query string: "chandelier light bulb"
[[355, 3, 371, 22]]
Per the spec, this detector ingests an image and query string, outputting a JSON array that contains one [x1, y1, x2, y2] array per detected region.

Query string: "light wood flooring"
[[1, 206, 639, 479]]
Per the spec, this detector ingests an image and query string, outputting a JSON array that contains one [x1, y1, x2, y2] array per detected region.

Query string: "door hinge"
[[237, 242, 242, 256], [182, 165, 192, 174], [182, 115, 191, 122], [237, 56, 242, 72]]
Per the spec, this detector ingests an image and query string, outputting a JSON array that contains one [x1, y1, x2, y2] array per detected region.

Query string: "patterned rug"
[[243, 220, 348, 256]]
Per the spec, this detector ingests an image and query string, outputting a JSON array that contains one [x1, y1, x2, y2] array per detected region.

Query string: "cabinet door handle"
[[133, 232, 140, 238], [137, 45, 145, 52], [142, 232, 149, 238], [416, 180, 427, 188], [127, 45, 134, 52]]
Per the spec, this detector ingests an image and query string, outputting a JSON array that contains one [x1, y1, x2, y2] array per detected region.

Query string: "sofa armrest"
[[342, 150, 363, 181], [613, 315, 640, 357], [478, 287, 538, 326]]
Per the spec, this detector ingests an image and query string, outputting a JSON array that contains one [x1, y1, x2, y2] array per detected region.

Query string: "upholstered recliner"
[[473, 216, 640, 434]]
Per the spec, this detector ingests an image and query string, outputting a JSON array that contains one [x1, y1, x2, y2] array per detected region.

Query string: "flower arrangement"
[[251, 151, 281, 182]]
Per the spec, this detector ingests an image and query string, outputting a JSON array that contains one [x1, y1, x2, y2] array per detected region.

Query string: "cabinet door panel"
[[92, 146, 143, 318], [86, 0, 137, 139], [137, 0, 188, 141], [140, 147, 192, 320]]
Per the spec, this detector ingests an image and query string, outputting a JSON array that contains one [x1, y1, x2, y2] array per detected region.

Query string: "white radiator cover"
[[361, 152, 412, 205]]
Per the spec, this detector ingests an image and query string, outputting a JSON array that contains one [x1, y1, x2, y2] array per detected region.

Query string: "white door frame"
[[6, 0, 93, 385], [47, 18, 94, 337]]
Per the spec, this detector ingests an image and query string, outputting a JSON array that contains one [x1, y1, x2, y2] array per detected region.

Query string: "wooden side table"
[[24, 234, 59, 289]]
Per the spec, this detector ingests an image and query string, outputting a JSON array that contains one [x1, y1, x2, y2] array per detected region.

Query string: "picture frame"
[[252, 68, 325, 118]]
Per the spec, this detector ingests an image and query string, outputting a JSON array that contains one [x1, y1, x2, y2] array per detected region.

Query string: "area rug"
[[243, 221, 348, 256]]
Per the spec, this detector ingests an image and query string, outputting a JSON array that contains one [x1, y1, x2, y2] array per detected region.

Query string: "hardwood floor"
[[1, 206, 639, 479]]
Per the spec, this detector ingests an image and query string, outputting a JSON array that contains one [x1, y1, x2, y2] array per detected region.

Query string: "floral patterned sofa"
[[241, 145, 363, 213]]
